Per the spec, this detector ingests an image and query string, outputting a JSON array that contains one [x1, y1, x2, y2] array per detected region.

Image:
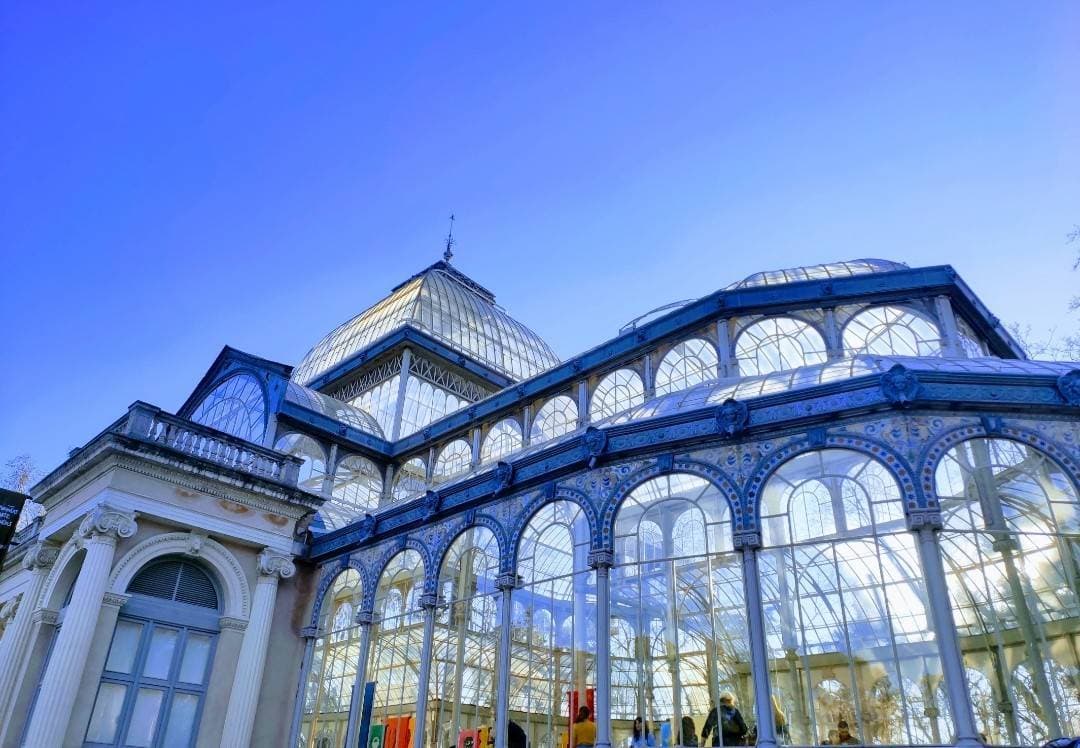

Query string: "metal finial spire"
[[443, 214, 455, 263]]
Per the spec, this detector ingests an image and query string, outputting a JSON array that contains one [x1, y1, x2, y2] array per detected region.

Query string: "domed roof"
[[292, 261, 560, 386], [727, 258, 909, 290]]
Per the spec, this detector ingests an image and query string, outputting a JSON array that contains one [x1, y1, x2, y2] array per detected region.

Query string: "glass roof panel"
[[292, 263, 560, 386], [284, 381, 385, 438], [726, 259, 909, 290]]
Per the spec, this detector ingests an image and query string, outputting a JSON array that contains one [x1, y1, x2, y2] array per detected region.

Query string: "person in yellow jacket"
[[572, 706, 596, 748]]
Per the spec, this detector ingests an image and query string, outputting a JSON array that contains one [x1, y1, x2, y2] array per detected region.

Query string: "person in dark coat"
[[701, 693, 748, 747]]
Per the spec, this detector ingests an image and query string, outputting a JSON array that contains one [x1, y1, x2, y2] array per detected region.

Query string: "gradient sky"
[[2, 3, 1078, 474]]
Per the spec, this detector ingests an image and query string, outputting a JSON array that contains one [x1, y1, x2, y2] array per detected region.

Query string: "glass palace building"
[[2, 257, 1080, 748]]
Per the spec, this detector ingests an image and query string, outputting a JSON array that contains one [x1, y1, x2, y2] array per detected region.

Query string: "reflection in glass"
[[611, 474, 749, 748], [531, 396, 579, 445], [301, 569, 364, 748], [655, 340, 719, 397], [327, 455, 383, 530], [735, 318, 827, 377], [190, 373, 266, 444], [759, 449, 950, 745], [936, 438, 1080, 744], [511, 501, 597, 748], [275, 433, 328, 495], [429, 528, 502, 748], [433, 440, 473, 485], [842, 306, 941, 358], [86, 682, 128, 743], [368, 551, 427, 746], [392, 458, 428, 505], [591, 370, 646, 421], [481, 419, 524, 464]]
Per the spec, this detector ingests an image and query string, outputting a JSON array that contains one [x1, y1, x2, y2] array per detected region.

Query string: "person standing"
[[573, 707, 597, 748], [701, 694, 747, 747]]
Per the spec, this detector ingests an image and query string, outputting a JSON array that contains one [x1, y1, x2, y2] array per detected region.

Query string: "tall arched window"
[[275, 433, 328, 495], [190, 374, 267, 444], [590, 369, 646, 421], [85, 557, 221, 748], [391, 458, 427, 504], [433, 440, 473, 485], [368, 550, 426, 747], [531, 396, 579, 445], [735, 317, 828, 376], [323, 456, 382, 531], [481, 419, 523, 463], [300, 569, 363, 748], [758, 449, 950, 745], [428, 528, 501, 748], [610, 474, 746, 748], [842, 305, 941, 357], [935, 438, 1080, 744], [511, 501, 595, 748], [655, 339, 719, 396]]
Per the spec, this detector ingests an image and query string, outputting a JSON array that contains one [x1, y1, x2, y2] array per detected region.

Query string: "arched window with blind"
[[83, 556, 222, 748]]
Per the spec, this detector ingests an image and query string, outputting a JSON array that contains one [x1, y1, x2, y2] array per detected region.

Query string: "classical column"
[[494, 572, 518, 748], [909, 512, 983, 747], [23, 505, 137, 748], [589, 549, 613, 748], [414, 592, 439, 748], [220, 548, 296, 748], [345, 610, 376, 748], [734, 531, 777, 748], [287, 625, 319, 748], [0, 541, 59, 724]]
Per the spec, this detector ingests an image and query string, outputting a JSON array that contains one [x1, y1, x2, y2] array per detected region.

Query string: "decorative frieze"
[[219, 616, 249, 632], [101, 592, 130, 608]]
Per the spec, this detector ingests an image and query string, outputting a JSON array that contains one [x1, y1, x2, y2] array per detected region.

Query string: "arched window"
[[655, 339, 718, 396], [511, 501, 594, 739], [275, 433, 327, 495], [610, 474, 745, 743], [432, 439, 473, 484], [935, 438, 1080, 744], [758, 449, 950, 746], [428, 528, 501, 748], [480, 419, 523, 463], [368, 550, 426, 741], [590, 369, 646, 421], [300, 569, 363, 748], [85, 558, 221, 747], [735, 317, 828, 376], [190, 373, 267, 444], [323, 455, 382, 532], [391, 458, 427, 504], [530, 396, 578, 444], [842, 305, 941, 357]]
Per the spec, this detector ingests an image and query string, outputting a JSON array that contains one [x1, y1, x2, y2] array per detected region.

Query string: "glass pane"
[[105, 620, 143, 674], [161, 692, 200, 748], [85, 682, 127, 742], [127, 687, 165, 747], [143, 626, 179, 679], [178, 634, 213, 684]]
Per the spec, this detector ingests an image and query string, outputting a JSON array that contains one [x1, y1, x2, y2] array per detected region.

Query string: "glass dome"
[[292, 261, 560, 385], [726, 258, 909, 289]]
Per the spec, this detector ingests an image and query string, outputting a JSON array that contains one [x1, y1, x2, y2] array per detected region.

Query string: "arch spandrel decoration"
[[107, 532, 252, 620], [307, 557, 352, 627], [744, 432, 921, 531]]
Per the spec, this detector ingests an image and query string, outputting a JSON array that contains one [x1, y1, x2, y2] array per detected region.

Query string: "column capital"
[[300, 624, 319, 639], [256, 549, 296, 580], [101, 592, 130, 609], [495, 572, 522, 591], [356, 610, 377, 626], [587, 549, 614, 569], [419, 592, 439, 610], [22, 541, 60, 572], [219, 616, 249, 632], [733, 530, 762, 550], [78, 503, 138, 544], [906, 510, 943, 532]]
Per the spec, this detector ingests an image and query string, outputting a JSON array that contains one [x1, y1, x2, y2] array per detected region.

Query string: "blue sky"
[[2, 3, 1078, 473]]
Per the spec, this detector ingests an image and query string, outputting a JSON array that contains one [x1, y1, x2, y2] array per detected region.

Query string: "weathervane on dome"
[[443, 213, 455, 263]]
